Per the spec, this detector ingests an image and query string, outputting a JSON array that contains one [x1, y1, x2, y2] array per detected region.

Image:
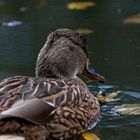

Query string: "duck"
[[0, 28, 105, 140]]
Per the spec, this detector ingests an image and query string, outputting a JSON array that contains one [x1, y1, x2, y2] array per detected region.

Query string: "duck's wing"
[[0, 98, 55, 124], [0, 76, 85, 124], [0, 76, 56, 124]]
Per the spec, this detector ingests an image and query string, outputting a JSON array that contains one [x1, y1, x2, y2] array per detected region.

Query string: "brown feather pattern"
[[0, 76, 100, 139], [0, 29, 103, 139]]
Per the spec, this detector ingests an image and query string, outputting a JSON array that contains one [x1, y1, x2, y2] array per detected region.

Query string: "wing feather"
[[0, 76, 85, 124], [0, 99, 55, 124]]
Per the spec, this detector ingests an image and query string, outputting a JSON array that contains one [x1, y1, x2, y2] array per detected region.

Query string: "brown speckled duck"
[[0, 28, 105, 140]]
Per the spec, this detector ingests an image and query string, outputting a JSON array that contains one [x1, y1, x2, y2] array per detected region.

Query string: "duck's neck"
[[35, 36, 87, 80]]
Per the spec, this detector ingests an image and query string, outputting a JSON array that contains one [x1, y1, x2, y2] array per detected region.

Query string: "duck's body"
[[0, 29, 105, 140], [0, 76, 99, 139]]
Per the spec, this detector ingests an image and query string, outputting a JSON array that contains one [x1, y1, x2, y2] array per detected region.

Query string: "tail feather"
[[0, 118, 49, 140]]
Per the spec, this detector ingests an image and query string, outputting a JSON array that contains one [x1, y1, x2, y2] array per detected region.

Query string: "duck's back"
[[0, 76, 100, 139], [0, 76, 86, 113]]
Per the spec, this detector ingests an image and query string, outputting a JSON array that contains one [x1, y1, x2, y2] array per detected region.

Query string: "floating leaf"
[[116, 104, 140, 115], [19, 7, 28, 12], [67, 2, 96, 10], [35, 0, 47, 9], [97, 91, 120, 104], [75, 28, 94, 34], [82, 132, 100, 140], [2, 20, 23, 27], [124, 14, 140, 24]]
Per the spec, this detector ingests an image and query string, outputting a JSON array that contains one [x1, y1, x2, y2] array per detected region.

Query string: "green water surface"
[[0, 0, 140, 139]]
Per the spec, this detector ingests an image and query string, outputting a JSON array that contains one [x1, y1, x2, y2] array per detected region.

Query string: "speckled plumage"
[[0, 29, 105, 140]]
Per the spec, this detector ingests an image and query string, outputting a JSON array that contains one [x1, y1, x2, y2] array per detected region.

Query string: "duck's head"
[[36, 28, 105, 83]]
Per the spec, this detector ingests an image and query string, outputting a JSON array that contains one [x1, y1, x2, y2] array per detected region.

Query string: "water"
[[0, 0, 140, 139]]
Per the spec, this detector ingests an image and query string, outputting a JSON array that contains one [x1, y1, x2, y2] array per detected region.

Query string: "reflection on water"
[[96, 85, 140, 140], [68, 84, 140, 140], [0, 0, 140, 139]]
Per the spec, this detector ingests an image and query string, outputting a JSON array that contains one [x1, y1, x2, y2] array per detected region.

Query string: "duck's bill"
[[82, 65, 106, 83]]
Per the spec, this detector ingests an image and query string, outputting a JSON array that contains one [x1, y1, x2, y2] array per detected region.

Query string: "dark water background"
[[0, 0, 140, 139]]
